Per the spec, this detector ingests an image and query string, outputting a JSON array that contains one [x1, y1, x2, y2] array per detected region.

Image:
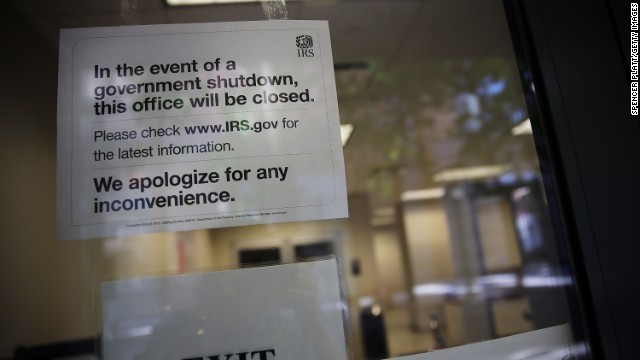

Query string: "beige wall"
[[475, 196, 522, 272], [399, 190, 530, 344], [399, 199, 454, 331], [0, 9, 93, 355], [402, 200, 455, 286], [372, 224, 407, 305]]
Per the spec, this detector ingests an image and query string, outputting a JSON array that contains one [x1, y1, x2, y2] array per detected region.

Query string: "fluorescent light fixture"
[[432, 164, 511, 182], [167, 0, 257, 5], [477, 273, 518, 288], [413, 283, 456, 297], [522, 275, 573, 288], [512, 118, 533, 135], [340, 124, 354, 147], [512, 186, 531, 200], [401, 188, 445, 202], [358, 296, 375, 307]]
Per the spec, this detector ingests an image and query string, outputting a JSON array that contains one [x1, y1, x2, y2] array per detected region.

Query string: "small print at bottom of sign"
[[101, 259, 348, 360]]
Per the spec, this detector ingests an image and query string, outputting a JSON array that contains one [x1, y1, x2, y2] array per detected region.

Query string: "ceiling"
[[9, 0, 529, 209], [11, 0, 512, 62]]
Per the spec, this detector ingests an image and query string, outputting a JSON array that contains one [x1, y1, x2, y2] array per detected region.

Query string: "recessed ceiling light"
[[432, 164, 511, 182], [340, 124, 354, 147], [401, 188, 446, 202], [511, 118, 533, 135], [166, 0, 258, 6]]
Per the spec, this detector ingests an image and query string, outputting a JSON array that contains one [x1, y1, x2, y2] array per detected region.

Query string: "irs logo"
[[296, 35, 314, 57]]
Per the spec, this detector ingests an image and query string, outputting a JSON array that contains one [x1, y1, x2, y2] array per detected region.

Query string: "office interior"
[[1, 0, 576, 359]]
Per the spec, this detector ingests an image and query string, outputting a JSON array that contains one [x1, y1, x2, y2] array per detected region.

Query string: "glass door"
[[1, 0, 593, 359]]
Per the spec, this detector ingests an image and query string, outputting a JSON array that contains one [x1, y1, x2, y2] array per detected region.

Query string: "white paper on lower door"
[[101, 259, 348, 360]]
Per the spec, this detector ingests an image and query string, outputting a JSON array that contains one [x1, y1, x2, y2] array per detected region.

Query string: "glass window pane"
[[1, 0, 581, 359]]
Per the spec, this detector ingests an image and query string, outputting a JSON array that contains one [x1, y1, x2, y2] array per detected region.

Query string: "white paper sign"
[[102, 259, 348, 360], [57, 21, 347, 240]]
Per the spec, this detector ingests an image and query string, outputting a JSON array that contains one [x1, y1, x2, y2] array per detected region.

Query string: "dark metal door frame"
[[504, 0, 640, 359]]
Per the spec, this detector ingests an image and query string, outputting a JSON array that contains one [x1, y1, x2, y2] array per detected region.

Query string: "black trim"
[[503, 0, 640, 359], [13, 337, 99, 360], [501, 2, 599, 356]]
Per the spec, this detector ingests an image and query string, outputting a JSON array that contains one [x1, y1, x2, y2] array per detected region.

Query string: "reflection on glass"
[[1, 0, 576, 359]]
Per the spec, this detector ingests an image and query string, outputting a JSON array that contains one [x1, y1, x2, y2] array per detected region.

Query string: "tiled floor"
[[382, 298, 533, 358], [384, 307, 436, 357]]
